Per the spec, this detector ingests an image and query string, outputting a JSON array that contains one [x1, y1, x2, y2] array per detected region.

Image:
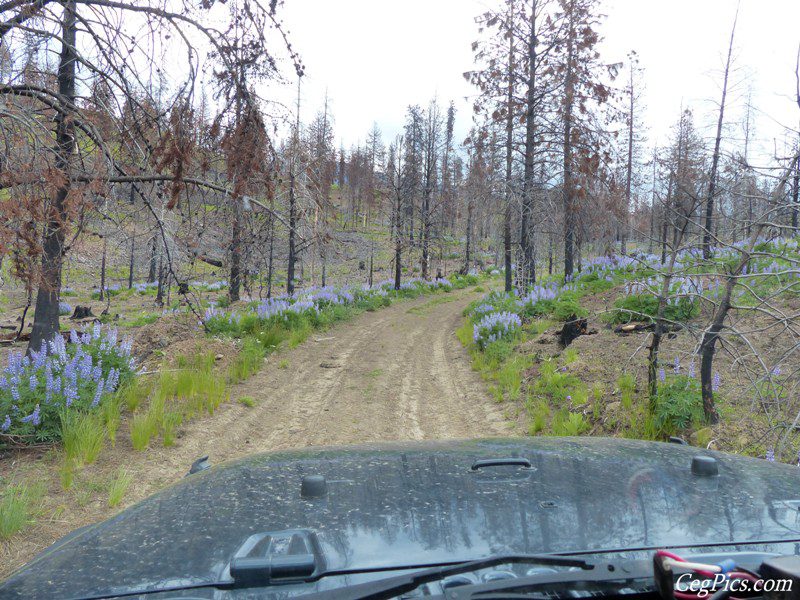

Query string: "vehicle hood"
[[4, 437, 800, 599]]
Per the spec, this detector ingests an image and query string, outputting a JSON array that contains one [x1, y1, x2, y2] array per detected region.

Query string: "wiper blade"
[[449, 558, 653, 600], [297, 554, 592, 600]]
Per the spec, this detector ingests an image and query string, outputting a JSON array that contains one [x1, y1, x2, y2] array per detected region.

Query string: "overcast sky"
[[275, 0, 800, 162]]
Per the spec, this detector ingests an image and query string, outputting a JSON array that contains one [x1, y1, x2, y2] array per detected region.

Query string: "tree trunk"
[[519, 0, 538, 289], [267, 212, 274, 299], [702, 8, 737, 260], [28, 0, 77, 354], [394, 191, 402, 290], [229, 196, 242, 301], [464, 199, 473, 274], [128, 232, 135, 289], [147, 234, 157, 283], [562, 11, 576, 280], [503, 0, 515, 292], [792, 151, 799, 231], [99, 236, 107, 301], [622, 59, 634, 256]]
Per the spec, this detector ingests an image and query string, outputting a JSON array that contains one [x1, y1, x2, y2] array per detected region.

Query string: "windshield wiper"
[[296, 554, 592, 600], [443, 558, 653, 600]]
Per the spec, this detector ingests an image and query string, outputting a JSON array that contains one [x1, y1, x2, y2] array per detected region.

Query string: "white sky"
[[275, 0, 800, 161]]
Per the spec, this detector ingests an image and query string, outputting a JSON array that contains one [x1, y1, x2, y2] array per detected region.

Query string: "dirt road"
[[155, 286, 516, 465], [2, 286, 518, 575]]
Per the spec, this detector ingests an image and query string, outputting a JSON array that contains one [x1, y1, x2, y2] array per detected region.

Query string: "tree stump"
[[70, 306, 94, 320], [559, 315, 588, 347]]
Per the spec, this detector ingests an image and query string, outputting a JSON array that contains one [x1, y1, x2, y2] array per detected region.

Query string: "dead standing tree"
[[0, 0, 300, 352]]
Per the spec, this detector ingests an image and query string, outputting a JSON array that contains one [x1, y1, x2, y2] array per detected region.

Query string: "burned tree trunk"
[[28, 0, 77, 354]]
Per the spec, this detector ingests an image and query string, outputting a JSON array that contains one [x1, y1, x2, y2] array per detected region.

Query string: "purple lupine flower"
[[106, 368, 119, 392], [712, 372, 721, 392], [29, 374, 37, 390], [64, 382, 78, 408], [10, 385, 19, 402], [0, 376, 6, 390], [658, 368, 666, 383], [92, 380, 105, 407], [766, 448, 775, 462], [688, 361, 695, 379], [92, 365, 103, 383], [772, 366, 782, 377], [1, 415, 10, 431], [673, 356, 681, 374], [20, 404, 40, 427]]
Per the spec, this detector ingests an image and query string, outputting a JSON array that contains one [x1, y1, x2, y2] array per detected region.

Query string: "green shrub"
[[552, 295, 588, 321], [552, 410, 589, 436], [611, 293, 697, 324], [534, 360, 587, 406], [238, 396, 256, 408], [651, 375, 704, 437]]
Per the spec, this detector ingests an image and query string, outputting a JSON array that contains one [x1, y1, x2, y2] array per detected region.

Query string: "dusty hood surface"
[[4, 437, 800, 599]]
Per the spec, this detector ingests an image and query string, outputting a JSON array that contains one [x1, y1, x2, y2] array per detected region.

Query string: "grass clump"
[[228, 337, 267, 383], [61, 412, 105, 465], [130, 412, 158, 451], [238, 396, 256, 408], [0, 484, 41, 539], [108, 469, 133, 508]]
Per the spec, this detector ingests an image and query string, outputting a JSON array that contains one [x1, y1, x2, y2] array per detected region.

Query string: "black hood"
[[4, 437, 800, 599]]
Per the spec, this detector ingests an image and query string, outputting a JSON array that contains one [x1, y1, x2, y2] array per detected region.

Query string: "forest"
[[1, 0, 800, 575]]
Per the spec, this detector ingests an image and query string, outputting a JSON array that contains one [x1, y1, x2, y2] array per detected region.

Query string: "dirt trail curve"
[[2, 287, 519, 576], [161, 286, 517, 466]]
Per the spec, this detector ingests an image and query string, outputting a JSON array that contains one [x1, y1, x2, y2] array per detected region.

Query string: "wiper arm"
[[297, 554, 592, 600], [449, 558, 653, 600]]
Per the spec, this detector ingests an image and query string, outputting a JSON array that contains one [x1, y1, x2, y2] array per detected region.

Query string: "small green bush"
[[551, 410, 589, 436], [651, 375, 704, 437]]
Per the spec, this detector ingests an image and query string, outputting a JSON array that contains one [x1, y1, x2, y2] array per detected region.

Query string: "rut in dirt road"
[[195, 286, 517, 460]]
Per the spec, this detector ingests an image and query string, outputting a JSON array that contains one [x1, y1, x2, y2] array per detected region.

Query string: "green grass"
[[228, 337, 267, 383], [0, 484, 41, 539], [58, 458, 76, 490], [161, 411, 182, 447], [407, 295, 455, 315], [278, 359, 289, 369], [238, 396, 256, 407], [61, 412, 105, 466], [108, 469, 132, 508], [120, 312, 160, 328], [116, 378, 151, 413], [617, 373, 636, 410], [130, 412, 158, 451]]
